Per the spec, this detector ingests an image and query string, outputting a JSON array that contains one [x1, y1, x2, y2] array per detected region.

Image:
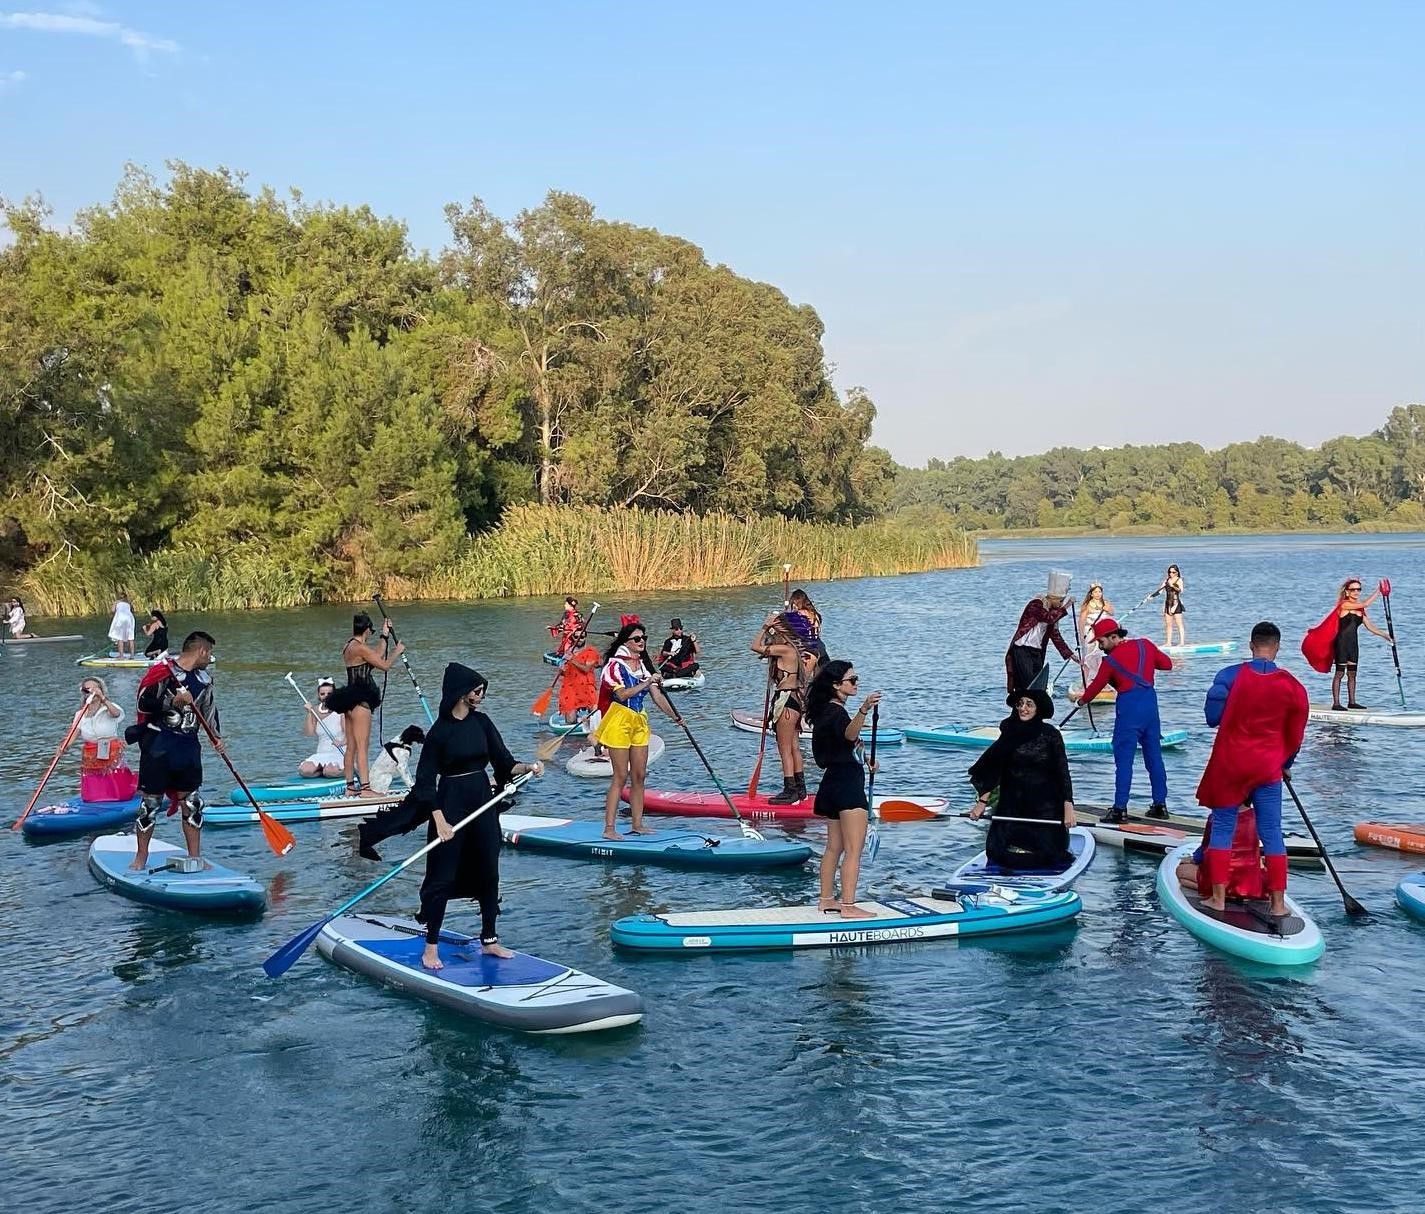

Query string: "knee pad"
[[180, 793, 205, 829], [137, 794, 162, 834]]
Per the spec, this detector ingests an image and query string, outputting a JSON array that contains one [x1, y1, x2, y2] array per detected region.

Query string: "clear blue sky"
[[4, 2, 1421, 464]]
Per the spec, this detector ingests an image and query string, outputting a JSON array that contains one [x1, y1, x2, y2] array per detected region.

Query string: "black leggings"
[[418, 806, 501, 944]]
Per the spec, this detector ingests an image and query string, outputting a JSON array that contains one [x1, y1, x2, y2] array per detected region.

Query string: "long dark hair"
[[804, 659, 853, 726], [149, 608, 168, 626], [605, 620, 655, 672], [789, 590, 822, 635]]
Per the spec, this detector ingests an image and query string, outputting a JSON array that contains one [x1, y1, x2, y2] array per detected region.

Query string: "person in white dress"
[[7, 598, 33, 639], [299, 677, 348, 778], [77, 676, 138, 802], [108, 595, 136, 657]]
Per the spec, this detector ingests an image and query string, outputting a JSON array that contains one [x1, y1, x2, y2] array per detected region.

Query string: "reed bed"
[[17, 506, 977, 614]]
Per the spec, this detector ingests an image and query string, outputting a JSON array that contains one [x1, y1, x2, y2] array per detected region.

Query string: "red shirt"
[[1080, 637, 1172, 703]]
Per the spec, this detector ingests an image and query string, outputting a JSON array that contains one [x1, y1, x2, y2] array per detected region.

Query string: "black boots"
[[768, 773, 807, 804], [1146, 803, 1169, 820], [1098, 806, 1128, 825]]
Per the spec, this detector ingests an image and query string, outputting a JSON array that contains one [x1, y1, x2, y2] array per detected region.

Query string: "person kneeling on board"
[[1195, 621, 1308, 921], [132, 631, 222, 871], [1078, 617, 1173, 823], [805, 660, 881, 918], [298, 676, 347, 778], [658, 618, 700, 678], [967, 689, 1076, 871]]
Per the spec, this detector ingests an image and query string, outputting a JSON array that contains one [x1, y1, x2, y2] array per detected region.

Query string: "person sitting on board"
[[805, 660, 881, 918], [1078, 617, 1174, 823], [298, 676, 347, 778], [1195, 621, 1309, 922], [1005, 571, 1082, 693], [658, 618, 700, 678], [77, 676, 138, 803], [967, 688, 1076, 871], [559, 627, 602, 750], [1175, 804, 1267, 903], [142, 608, 169, 659], [549, 596, 583, 657], [108, 594, 136, 659], [751, 611, 822, 804], [368, 724, 425, 795], [132, 631, 223, 871], [1151, 564, 1187, 648], [596, 617, 682, 839], [6, 597, 34, 639]]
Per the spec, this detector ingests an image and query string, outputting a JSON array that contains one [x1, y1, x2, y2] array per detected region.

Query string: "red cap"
[[1091, 616, 1127, 642]]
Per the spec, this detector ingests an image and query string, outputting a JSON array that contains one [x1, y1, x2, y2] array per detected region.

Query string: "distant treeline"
[[893, 406, 1425, 532]]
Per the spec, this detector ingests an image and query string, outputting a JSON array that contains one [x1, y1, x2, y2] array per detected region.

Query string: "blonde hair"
[[80, 674, 109, 699], [1337, 576, 1364, 602]]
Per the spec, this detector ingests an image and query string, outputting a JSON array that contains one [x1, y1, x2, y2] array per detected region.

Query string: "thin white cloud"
[[1, 10, 178, 58], [0, 67, 23, 91]]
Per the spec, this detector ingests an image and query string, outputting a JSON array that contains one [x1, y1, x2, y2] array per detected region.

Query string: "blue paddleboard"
[[87, 834, 266, 916], [499, 813, 812, 871], [21, 795, 142, 839]]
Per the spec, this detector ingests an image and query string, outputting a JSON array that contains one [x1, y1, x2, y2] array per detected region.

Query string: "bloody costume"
[[1080, 623, 1173, 810], [135, 657, 216, 830], [1196, 658, 1308, 894], [558, 642, 601, 717]]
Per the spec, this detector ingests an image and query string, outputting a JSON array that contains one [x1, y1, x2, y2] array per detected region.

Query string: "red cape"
[[1300, 607, 1339, 674], [1196, 665, 1309, 808]]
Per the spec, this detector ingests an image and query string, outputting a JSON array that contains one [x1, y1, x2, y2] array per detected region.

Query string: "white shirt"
[[79, 705, 124, 742]]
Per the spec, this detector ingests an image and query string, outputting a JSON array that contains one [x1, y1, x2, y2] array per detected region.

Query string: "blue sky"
[[4, 2, 1421, 464]]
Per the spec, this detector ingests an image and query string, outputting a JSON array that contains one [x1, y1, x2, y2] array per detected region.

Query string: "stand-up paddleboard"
[[612, 888, 1081, 952], [936, 828, 1095, 895], [548, 710, 599, 736], [76, 651, 216, 668], [1355, 822, 1425, 855], [628, 788, 951, 823], [1072, 805, 1321, 865], [20, 795, 142, 838], [661, 671, 705, 691], [1307, 704, 1425, 728], [1064, 684, 1116, 704], [1160, 641, 1237, 657], [730, 708, 903, 745], [906, 725, 1189, 754], [499, 812, 811, 870], [542, 650, 565, 667], [1156, 842, 1323, 965], [317, 914, 643, 1033], [1396, 874, 1425, 922], [87, 834, 265, 916], [566, 734, 664, 778], [207, 792, 403, 827], [229, 777, 348, 805], [2, 634, 84, 645]]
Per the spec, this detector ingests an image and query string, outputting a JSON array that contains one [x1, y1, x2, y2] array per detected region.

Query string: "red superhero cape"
[[134, 657, 174, 727], [1196, 665, 1309, 808], [1195, 806, 1266, 901], [1300, 607, 1339, 674]]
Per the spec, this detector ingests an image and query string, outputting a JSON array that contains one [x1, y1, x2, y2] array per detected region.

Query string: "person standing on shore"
[[1005, 571, 1081, 692]]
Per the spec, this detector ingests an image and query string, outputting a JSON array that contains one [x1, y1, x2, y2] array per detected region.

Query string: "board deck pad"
[[360, 935, 567, 986]]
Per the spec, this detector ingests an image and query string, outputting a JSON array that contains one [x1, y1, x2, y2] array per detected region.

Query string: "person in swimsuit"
[[805, 660, 881, 917], [1153, 565, 1186, 647], [325, 612, 405, 794], [751, 611, 822, 804], [142, 609, 169, 659], [1330, 577, 1390, 710], [298, 676, 347, 778]]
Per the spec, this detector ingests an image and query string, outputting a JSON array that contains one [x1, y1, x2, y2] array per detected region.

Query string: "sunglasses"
[[1347, 585, 1362, 592], [629, 635, 647, 643], [840, 675, 859, 685]]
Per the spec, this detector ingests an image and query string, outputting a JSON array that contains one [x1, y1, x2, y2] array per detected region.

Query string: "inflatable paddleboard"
[[1156, 842, 1323, 965], [1396, 874, 1425, 923], [1307, 704, 1425, 728], [630, 788, 951, 823], [1073, 805, 1321, 865], [936, 827, 1095, 895], [905, 725, 1189, 753], [76, 651, 214, 668], [566, 734, 664, 778], [548, 710, 599, 736], [1160, 641, 1237, 657], [207, 793, 403, 827], [317, 914, 643, 1033], [20, 795, 141, 838], [612, 888, 1081, 952], [1355, 822, 1425, 855], [229, 777, 348, 805], [2, 634, 84, 645], [1064, 684, 1116, 704], [500, 812, 811, 870], [87, 834, 265, 916], [730, 708, 903, 745], [661, 671, 705, 691]]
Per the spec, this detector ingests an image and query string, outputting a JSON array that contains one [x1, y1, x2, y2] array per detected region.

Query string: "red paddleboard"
[[1355, 822, 1425, 855], [624, 789, 950, 823], [1301, 608, 1339, 674]]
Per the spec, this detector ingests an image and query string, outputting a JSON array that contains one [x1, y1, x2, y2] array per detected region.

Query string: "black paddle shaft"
[[1283, 773, 1367, 918]]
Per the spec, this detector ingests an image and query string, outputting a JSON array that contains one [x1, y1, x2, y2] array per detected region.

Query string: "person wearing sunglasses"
[[751, 611, 822, 804], [804, 660, 882, 917], [1151, 565, 1187, 648], [77, 676, 138, 803], [1329, 577, 1390, 710], [596, 616, 682, 839]]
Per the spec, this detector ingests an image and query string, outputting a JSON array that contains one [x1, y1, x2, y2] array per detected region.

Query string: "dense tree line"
[[894, 406, 1425, 532], [0, 164, 895, 593]]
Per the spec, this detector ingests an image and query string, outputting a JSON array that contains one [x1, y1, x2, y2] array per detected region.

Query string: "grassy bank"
[[19, 505, 978, 615], [974, 521, 1425, 540]]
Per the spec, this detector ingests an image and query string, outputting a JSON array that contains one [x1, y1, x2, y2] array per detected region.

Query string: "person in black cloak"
[[356, 662, 544, 970], [966, 688, 1076, 870]]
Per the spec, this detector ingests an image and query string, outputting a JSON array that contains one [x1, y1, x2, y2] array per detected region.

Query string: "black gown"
[[967, 714, 1073, 869]]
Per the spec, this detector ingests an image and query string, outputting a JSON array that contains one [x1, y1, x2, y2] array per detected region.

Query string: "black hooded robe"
[[968, 714, 1074, 870]]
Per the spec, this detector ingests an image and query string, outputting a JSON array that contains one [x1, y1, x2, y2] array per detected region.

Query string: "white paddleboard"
[[1308, 703, 1425, 728], [566, 734, 666, 777]]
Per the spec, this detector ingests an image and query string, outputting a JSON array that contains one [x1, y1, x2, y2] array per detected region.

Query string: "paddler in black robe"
[[966, 688, 1075, 870]]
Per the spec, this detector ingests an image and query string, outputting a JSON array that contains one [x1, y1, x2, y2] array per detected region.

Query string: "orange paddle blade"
[[259, 809, 297, 857], [532, 687, 554, 716], [878, 799, 941, 822]]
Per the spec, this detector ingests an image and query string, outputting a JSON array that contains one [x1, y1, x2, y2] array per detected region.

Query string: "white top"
[[1014, 622, 1048, 650], [307, 708, 346, 760], [110, 601, 135, 624], [79, 705, 124, 742], [7, 605, 25, 636]]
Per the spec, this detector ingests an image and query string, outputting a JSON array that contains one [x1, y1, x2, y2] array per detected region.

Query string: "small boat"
[[206, 792, 403, 827], [1396, 873, 1425, 922], [905, 724, 1189, 753], [548, 710, 599, 736], [229, 777, 348, 805], [1160, 641, 1237, 657], [87, 834, 265, 916], [1307, 704, 1425, 728], [20, 795, 141, 839], [317, 914, 643, 1033], [660, 670, 706, 691], [729, 708, 903, 745], [611, 888, 1082, 952], [499, 812, 812, 870], [1073, 804, 1321, 865], [2, 634, 85, 645], [935, 827, 1096, 895], [630, 788, 950, 823], [542, 650, 565, 667], [566, 734, 664, 778], [1355, 821, 1425, 855], [1156, 842, 1323, 965]]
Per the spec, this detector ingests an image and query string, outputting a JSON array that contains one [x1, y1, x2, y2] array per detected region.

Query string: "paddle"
[[1380, 578, 1406, 708], [533, 602, 599, 717], [371, 594, 435, 725], [263, 760, 549, 979], [748, 565, 793, 797], [190, 703, 297, 858], [664, 690, 765, 841], [872, 799, 942, 822], [864, 704, 881, 863], [1281, 772, 1366, 918], [1068, 600, 1097, 734], [11, 694, 92, 830], [285, 672, 344, 757]]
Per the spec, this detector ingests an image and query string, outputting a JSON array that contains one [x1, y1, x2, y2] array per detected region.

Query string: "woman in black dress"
[[1331, 577, 1390, 710], [325, 612, 405, 794], [967, 688, 1076, 870], [805, 659, 882, 918], [142, 609, 169, 659]]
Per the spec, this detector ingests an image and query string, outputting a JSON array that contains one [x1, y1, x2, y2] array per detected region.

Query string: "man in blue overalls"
[[1077, 617, 1174, 823]]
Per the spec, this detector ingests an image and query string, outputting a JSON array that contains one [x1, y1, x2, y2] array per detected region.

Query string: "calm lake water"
[[4, 532, 1424, 1214]]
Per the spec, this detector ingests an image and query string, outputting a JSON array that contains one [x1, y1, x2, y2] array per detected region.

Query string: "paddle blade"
[[1381, 577, 1392, 597], [865, 824, 881, 864], [746, 751, 765, 799], [535, 735, 564, 764], [259, 809, 297, 857], [263, 915, 330, 978], [877, 799, 941, 822], [531, 687, 554, 717]]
